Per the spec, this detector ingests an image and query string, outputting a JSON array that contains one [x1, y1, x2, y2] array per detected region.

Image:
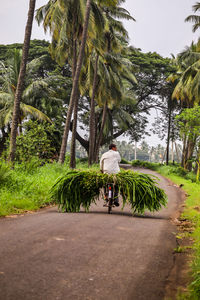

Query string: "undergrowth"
[[0, 159, 98, 216], [132, 160, 197, 182], [132, 159, 160, 170], [165, 175, 200, 300]]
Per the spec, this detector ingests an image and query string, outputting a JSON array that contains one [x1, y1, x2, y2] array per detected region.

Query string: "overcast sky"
[[0, 0, 199, 146], [0, 0, 199, 57]]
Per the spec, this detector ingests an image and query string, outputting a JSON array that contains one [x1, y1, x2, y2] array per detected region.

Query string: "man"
[[100, 144, 121, 206]]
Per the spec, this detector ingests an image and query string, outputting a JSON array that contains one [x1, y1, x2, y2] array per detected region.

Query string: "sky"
[[0, 0, 199, 57], [0, 0, 199, 146]]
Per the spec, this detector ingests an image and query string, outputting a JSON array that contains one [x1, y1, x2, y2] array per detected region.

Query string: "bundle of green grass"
[[51, 170, 167, 214]]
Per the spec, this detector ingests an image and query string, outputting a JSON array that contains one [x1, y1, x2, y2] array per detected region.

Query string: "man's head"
[[109, 143, 117, 151]]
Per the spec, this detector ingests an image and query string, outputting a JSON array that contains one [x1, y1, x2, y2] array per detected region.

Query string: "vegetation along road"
[[0, 168, 185, 300]]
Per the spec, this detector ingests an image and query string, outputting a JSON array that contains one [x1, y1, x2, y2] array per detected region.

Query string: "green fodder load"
[[50, 170, 167, 214]]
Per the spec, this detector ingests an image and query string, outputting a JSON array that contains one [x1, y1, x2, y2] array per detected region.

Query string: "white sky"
[[123, 0, 199, 57], [0, 0, 199, 146], [0, 0, 199, 57]]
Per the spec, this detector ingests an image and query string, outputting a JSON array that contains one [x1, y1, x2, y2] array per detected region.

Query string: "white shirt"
[[100, 150, 121, 174]]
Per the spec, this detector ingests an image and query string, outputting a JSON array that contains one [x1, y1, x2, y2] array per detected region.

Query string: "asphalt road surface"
[[0, 168, 183, 300]]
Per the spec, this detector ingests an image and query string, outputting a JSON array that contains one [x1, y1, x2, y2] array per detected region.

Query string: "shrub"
[[168, 166, 189, 177], [131, 160, 160, 170], [0, 161, 12, 187], [185, 172, 197, 183], [120, 158, 130, 164], [12, 120, 58, 163]]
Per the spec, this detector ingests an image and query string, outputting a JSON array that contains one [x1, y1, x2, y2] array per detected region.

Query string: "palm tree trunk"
[[95, 102, 107, 163], [175, 142, 180, 163], [166, 99, 172, 165], [181, 134, 187, 168], [69, 37, 78, 169], [72, 39, 77, 79], [185, 137, 196, 171], [89, 55, 99, 166], [9, 0, 36, 163], [171, 140, 174, 164], [134, 141, 137, 160], [70, 93, 79, 169], [58, 0, 91, 164], [0, 127, 8, 156]]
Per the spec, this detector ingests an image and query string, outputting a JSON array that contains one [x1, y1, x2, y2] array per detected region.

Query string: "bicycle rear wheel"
[[108, 198, 113, 214]]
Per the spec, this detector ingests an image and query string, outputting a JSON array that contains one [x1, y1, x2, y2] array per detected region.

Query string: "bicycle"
[[104, 183, 115, 214]]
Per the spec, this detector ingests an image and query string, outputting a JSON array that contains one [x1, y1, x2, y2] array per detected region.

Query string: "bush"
[[15, 157, 43, 174], [168, 166, 189, 177], [131, 160, 160, 171], [185, 172, 197, 183], [120, 158, 130, 164], [11, 120, 58, 163], [0, 161, 12, 187], [78, 157, 88, 163]]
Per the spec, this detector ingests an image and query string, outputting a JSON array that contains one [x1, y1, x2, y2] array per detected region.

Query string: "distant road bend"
[[0, 168, 184, 300]]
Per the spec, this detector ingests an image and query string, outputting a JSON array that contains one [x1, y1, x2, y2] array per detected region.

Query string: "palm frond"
[[20, 103, 52, 123]]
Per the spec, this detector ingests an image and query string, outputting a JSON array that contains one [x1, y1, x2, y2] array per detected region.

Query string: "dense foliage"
[[14, 121, 59, 162]]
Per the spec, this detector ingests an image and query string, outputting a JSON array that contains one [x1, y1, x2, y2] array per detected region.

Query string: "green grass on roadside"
[[159, 170, 200, 300], [0, 160, 99, 217]]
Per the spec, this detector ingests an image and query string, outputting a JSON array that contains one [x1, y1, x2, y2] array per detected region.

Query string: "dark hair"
[[109, 143, 116, 150]]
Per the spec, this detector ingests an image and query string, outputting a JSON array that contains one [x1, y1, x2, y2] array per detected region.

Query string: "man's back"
[[100, 149, 121, 174]]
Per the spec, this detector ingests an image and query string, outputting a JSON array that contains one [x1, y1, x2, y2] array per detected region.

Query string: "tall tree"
[[58, 0, 92, 163], [88, 54, 99, 165], [9, 0, 36, 163], [36, 0, 108, 165], [168, 41, 200, 167]]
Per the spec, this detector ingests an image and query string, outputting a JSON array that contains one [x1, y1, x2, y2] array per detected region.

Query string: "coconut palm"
[[79, 2, 135, 165], [0, 49, 59, 142], [171, 41, 200, 106], [9, 0, 36, 163], [168, 40, 200, 169], [0, 52, 52, 125], [36, 0, 104, 164], [37, 0, 120, 165], [185, 2, 200, 32], [79, 47, 137, 162]]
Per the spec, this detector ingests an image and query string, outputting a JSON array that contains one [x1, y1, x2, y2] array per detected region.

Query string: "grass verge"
[[132, 161, 200, 299], [0, 160, 98, 217]]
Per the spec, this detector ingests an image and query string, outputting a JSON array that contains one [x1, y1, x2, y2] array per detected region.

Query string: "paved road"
[[0, 168, 183, 300]]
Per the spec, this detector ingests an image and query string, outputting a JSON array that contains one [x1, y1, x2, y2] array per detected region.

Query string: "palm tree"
[[168, 40, 200, 107], [38, 0, 94, 164], [0, 49, 56, 154], [0, 49, 53, 117], [80, 3, 135, 165], [185, 2, 200, 32], [37, 0, 133, 166], [9, 0, 36, 163], [36, 0, 107, 166], [168, 41, 200, 169]]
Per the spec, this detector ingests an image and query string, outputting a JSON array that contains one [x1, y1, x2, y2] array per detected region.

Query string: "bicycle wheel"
[[108, 198, 113, 214]]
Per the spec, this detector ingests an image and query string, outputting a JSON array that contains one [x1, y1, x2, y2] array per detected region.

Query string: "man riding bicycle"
[[100, 144, 121, 207]]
